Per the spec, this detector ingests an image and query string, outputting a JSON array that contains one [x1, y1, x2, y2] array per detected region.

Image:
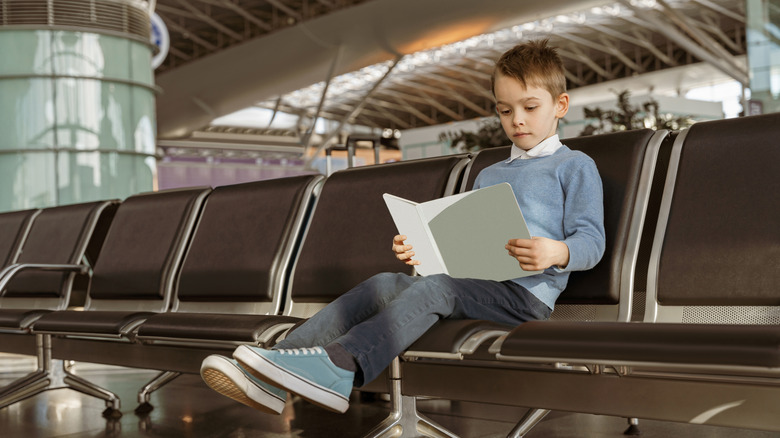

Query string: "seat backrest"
[[85, 187, 211, 312], [0, 209, 39, 268], [460, 147, 509, 193], [463, 129, 669, 322], [0, 200, 119, 310], [560, 129, 669, 322], [172, 174, 323, 315], [646, 113, 780, 324], [283, 156, 469, 316]]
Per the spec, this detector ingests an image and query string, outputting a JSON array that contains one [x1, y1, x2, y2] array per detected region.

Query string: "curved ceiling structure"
[[154, 0, 746, 140]]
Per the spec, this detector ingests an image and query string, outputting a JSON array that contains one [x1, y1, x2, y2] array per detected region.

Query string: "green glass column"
[[0, 0, 156, 212], [746, 0, 780, 115]]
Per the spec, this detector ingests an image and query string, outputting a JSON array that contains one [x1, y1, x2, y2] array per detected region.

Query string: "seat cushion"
[[500, 321, 780, 368], [32, 310, 157, 336], [0, 309, 53, 330], [136, 313, 302, 343], [407, 319, 514, 354]]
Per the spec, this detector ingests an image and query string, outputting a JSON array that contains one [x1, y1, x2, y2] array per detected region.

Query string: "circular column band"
[[0, 0, 150, 40]]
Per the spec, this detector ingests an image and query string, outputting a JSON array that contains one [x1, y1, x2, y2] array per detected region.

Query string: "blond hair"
[[491, 39, 566, 99]]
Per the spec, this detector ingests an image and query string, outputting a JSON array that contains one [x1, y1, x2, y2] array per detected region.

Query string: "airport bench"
[[390, 128, 671, 437], [405, 113, 780, 437]]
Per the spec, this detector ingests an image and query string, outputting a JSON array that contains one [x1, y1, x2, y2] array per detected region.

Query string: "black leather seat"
[[136, 175, 324, 348], [493, 113, 780, 434], [392, 129, 672, 438], [30, 187, 210, 339], [0, 200, 118, 330], [404, 129, 670, 359], [0, 208, 39, 275], [0, 199, 119, 414]]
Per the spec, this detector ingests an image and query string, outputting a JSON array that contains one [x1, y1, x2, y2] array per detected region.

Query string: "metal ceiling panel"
[[155, 0, 611, 138], [154, 0, 746, 141]]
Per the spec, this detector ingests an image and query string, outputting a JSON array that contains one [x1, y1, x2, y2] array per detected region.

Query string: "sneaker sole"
[[233, 346, 349, 413], [200, 355, 285, 415]]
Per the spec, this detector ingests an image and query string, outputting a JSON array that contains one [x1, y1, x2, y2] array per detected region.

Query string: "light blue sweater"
[[473, 145, 606, 309]]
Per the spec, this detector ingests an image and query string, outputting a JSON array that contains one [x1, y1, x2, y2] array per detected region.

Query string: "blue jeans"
[[273, 272, 551, 386]]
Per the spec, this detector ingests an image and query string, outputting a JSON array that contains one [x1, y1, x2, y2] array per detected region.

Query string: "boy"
[[200, 39, 605, 415]]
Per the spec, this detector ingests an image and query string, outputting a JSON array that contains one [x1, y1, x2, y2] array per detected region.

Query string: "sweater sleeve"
[[556, 158, 606, 272]]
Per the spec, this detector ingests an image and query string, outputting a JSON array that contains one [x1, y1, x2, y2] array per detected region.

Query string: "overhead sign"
[[150, 12, 169, 69]]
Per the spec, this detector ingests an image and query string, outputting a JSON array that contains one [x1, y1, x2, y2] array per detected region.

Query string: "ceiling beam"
[[698, 11, 744, 53], [438, 83, 492, 117], [559, 47, 614, 80], [303, 55, 404, 167], [691, 0, 745, 23], [162, 15, 218, 51], [267, 0, 303, 21], [563, 68, 585, 86], [174, 0, 244, 41], [217, 0, 272, 31], [168, 45, 192, 61], [416, 90, 465, 121], [586, 23, 677, 66], [556, 30, 642, 73], [389, 96, 437, 125], [656, 0, 738, 62], [424, 72, 493, 100], [364, 101, 412, 128], [618, 0, 748, 84], [439, 63, 492, 81], [374, 88, 465, 121]]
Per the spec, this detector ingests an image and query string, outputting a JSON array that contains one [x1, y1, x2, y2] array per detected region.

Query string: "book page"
[[415, 191, 471, 221], [427, 183, 542, 281], [382, 194, 445, 276]]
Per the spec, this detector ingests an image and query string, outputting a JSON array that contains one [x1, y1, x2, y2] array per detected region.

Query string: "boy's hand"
[[392, 235, 420, 266], [506, 237, 570, 271]]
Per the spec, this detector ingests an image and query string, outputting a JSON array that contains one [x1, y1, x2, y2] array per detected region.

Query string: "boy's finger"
[[507, 238, 533, 247], [397, 250, 415, 260], [506, 244, 531, 254], [393, 244, 412, 254]]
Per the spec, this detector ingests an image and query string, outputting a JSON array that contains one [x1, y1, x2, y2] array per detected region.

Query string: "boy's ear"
[[555, 93, 570, 119]]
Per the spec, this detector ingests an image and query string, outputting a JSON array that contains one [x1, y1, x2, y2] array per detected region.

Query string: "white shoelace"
[[277, 346, 324, 356]]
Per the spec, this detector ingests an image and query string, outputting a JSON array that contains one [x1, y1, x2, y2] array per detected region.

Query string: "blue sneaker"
[[233, 345, 354, 413], [200, 354, 287, 415]]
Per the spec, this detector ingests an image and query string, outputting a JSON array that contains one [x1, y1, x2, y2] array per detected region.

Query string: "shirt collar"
[[506, 134, 563, 163]]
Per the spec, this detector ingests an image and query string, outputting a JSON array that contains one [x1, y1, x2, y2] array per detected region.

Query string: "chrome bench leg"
[[363, 358, 459, 438], [506, 408, 550, 438], [135, 370, 181, 415], [0, 370, 51, 409], [0, 334, 122, 418], [624, 417, 641, 435], [60, 359, 123, 418]]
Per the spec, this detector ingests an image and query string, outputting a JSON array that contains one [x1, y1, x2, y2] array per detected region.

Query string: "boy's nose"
[[513, 117, 524, 127]]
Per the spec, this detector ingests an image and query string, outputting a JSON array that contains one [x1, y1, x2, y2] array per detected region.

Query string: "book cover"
[[383, 183, 542, 281]]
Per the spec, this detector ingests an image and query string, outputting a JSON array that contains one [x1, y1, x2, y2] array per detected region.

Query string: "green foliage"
[[580, 90, 695, 136], [438, 90, 695, 152], [438, 118, 507, 153]]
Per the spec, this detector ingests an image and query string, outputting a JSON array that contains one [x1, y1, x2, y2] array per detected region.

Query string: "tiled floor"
[[0, 354, 778, 438]]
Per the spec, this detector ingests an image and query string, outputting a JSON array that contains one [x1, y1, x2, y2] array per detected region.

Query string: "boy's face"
[[494, 74, 569, 151]]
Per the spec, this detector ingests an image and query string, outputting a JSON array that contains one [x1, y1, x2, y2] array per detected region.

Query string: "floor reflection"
[[1, 356, 778, 438]]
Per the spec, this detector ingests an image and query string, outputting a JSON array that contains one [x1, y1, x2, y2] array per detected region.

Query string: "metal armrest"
[[0, 263, 89, 295]]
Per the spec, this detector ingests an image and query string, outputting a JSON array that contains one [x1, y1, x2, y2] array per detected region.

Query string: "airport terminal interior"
[[1, 0, 779, 437]]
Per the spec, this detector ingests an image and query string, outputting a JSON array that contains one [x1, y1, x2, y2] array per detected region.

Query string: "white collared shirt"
[[506, 134, 563, 163]]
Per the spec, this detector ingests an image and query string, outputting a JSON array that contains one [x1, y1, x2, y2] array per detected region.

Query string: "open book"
[[383, 183, 542, 281]]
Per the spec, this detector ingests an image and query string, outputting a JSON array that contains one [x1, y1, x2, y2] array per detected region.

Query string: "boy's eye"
[[498, 108, 511, 115], [525, 106, 537, 111]]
